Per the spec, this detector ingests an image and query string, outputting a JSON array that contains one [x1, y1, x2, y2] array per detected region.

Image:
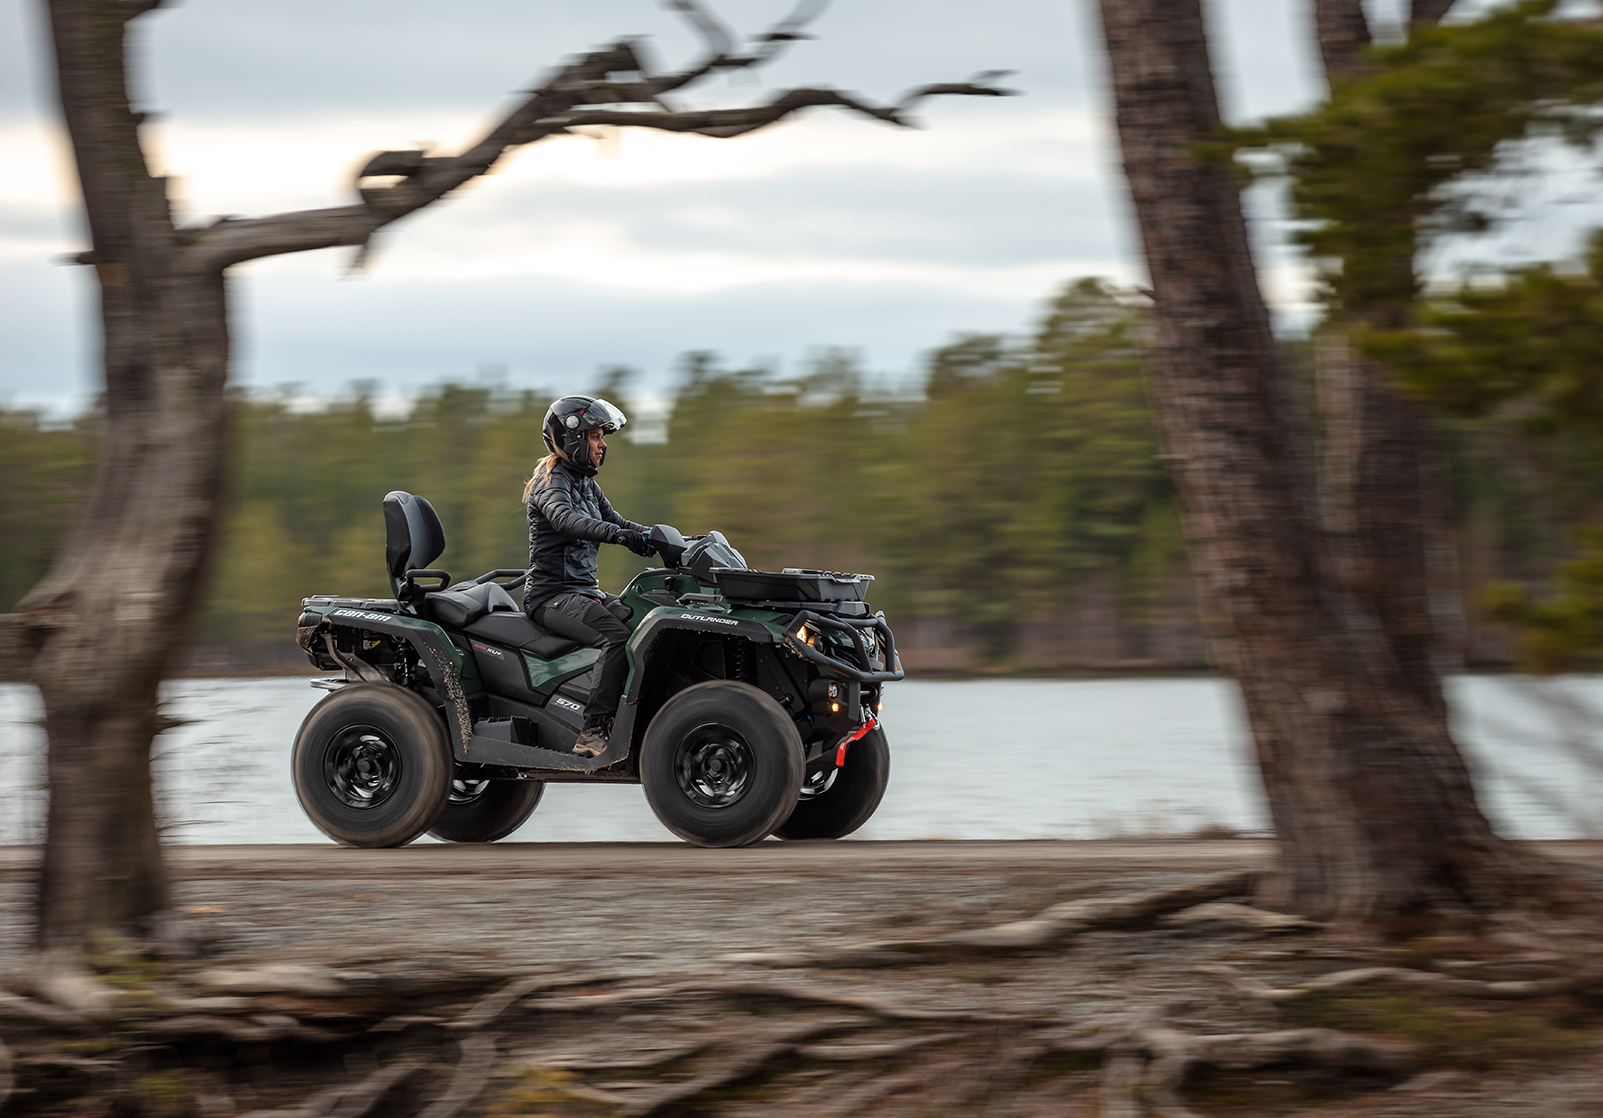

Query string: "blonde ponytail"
[[521, 453, 561, 502]]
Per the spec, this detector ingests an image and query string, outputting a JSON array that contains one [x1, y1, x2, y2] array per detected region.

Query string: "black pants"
[[531, 592, 632, 724]]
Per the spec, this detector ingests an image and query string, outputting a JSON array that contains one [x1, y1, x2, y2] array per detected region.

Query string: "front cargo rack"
[[712, 567, 872, 603]]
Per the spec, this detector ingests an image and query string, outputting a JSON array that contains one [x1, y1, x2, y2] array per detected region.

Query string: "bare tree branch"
[[652, 0, 830, 94], [665, 0, 736, 59], [186, 21, 1012, 272], [552, 77, 1014, 139]]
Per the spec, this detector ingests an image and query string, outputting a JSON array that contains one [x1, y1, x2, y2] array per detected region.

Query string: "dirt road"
[[0, 839, 1283, 976], [1, 839, 1599, 973]]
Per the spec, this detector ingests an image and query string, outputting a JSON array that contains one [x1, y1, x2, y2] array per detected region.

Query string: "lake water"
[[1, 675, 1601, 845]]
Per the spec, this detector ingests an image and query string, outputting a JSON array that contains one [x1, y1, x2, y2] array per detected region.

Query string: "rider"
[[522, 395, 656, 757]]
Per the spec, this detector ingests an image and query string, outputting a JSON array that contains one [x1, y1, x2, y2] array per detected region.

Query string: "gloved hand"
[[615, 529, 656, 558]]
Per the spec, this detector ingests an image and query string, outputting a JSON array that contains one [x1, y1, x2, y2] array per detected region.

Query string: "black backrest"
[[383, 491, 446, 595]]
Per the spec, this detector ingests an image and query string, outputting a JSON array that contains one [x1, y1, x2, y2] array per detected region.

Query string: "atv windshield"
[[581, 398, 627, 434]]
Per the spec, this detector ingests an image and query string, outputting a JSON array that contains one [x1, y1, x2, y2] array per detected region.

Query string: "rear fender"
[[300, 605, 474, 754]]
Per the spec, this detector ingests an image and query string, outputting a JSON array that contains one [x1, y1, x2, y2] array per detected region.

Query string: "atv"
[[291, 490, 903, 849]]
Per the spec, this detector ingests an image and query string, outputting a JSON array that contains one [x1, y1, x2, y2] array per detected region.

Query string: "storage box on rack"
[[712, 567, 872, 603]]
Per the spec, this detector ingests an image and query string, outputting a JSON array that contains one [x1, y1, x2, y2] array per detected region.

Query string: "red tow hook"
[[835, 717, 878, 768]]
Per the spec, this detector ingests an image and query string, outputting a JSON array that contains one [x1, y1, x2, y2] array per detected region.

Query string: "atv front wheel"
[[429, 777, 544, 843], [640, 680, 804, 848], [292, 683, 453, 848], [775, 728, 890, 841]]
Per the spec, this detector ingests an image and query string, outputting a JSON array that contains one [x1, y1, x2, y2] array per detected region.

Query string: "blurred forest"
[[3, 276, 1598, 675]]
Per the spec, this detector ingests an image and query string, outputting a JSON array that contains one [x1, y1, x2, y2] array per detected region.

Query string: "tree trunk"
[[1316, 331, 1460, 726], [1311, 0, 1463, 727], [1313, 0, 1372, 83], [15, 0, 233, 953], [1095, 0, 1551, 926], [1411, 0, 1456, 28]]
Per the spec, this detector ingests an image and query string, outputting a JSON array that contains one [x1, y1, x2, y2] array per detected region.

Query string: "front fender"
[[621, 606, 780, 703]]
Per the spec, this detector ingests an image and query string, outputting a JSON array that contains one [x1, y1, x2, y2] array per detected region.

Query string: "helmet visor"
[[581, 398, 627, 434]]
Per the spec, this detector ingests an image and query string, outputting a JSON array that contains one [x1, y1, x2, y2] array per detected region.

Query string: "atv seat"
[[424, 579, 520, 628], [423, 579, 582, 659], [463, 611, 582, 660]]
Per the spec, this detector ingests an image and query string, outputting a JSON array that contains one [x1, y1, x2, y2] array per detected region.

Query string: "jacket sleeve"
[[596, 487, 646, 535], [533, 472, 626, 544]]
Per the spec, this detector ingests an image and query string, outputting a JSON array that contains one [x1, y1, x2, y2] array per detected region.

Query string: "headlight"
[[795, 622, 821, 649]]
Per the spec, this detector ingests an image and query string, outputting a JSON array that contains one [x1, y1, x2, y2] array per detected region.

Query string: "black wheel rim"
[[324, 725, 402, 809], [797, 766, 838, 801], [449, 778, 492, 805], [674, 723, 753, 809]]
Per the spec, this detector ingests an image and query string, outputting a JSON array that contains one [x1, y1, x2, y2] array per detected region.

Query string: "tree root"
[[1161, 903, 1327, 934], [1202, 961, 1603, 1001], [1434, 954, 1568, 981], [608, 1018, 866, 1118], [417, 1034, 496, 1118], [0, 989, 92, 1030], [29, 948, 113, 1017], [145, 1014, 338, 1044], [812, 1065, 943, 1118], [724, 870, 1257, 967], [1096, 1022, 1416, 1118], [447, 972, 628, 1032], [796, 1031, 963, 1061], [237, 1054, 429, 1118], [524, 978, 1057, 1024], [516, 1040, 715, 1073], [1100, 1050, 1143, 1118]]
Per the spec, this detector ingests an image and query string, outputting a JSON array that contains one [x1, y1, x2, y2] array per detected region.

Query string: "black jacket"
[[524, 459, 644, 611]]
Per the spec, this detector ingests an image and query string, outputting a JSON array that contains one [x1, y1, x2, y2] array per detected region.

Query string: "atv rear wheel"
[[292, 683, 452, 848], [429, 777, 544, 843], [640, 680, 804, 848], [775, 727, 890, 841]]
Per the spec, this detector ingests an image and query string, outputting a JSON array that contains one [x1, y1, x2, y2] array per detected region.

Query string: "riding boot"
[[573, 715, 614, 758]]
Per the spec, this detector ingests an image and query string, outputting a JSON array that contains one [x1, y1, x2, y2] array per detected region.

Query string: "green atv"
[[291, 491, 902, 849]]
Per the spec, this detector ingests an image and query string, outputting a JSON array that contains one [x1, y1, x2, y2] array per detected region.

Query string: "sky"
[[0, 0, 1529, 416]]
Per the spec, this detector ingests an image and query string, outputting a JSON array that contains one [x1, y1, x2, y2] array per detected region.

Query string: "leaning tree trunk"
[[1096, 0, 1552, 926], [15, 0, 233, 958], [4, 0, 1009, 968]]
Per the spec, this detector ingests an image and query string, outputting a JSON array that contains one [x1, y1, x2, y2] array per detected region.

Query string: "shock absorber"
[[731, 639, 758, 686]]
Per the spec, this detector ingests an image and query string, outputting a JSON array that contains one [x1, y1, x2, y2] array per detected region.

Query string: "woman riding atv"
[[522, 395, 656, 757]]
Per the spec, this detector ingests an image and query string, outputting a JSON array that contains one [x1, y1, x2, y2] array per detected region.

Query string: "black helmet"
[[541, 395, 627, 477]]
